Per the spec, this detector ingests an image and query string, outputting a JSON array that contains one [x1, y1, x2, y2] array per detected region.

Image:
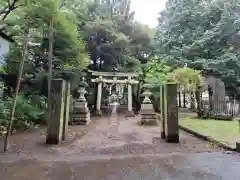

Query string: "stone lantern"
[[138, 84, 157, 125], [71, 78, 91, 125]]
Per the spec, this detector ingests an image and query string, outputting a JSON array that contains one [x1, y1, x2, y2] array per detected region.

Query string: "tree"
[[65, 0, 152, 72], [155, 0, 240, 98], [167, 67, 201, 109], [2, 0, 90, 151]]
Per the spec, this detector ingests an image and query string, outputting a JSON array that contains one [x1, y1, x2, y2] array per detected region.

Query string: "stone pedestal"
[[46, 79, 66, 144], [164, 84, 179, 143], [71, 101, 90, 125], [95, 109, 102, 116], [139, 89, 157, 125], [126, 110, 135, 117]]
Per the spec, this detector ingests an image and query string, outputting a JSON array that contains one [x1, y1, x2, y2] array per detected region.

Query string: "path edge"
[[179, 125, 236, 151]]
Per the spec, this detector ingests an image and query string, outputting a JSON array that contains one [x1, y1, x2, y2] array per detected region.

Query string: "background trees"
[[1, 0, 240, 134], [0, 0, 153, 134], [155, 0, 240, 99]]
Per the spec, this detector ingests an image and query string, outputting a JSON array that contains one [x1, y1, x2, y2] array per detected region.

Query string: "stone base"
[[165, 134, 179, 143], [139, 112, 157, 126], [95, 109, 102, 116], [236, 142, 240, 153], [125, 111, 135, 117], [138, 119, 157, 126], [71, 112, 90, 125]]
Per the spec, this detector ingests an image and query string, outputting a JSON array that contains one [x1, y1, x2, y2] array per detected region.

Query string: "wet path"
[[0, 115, 240, 180]]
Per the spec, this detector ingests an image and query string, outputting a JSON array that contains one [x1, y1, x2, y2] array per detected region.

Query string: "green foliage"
[[155, 0, 240, 98], [167, 67, 201, 93], [145, 60, 171, 84], [0, 0, 154, 126], [65, 0, 152, 72], [0, 94, 46, 135], [1, 0, 90, 96]]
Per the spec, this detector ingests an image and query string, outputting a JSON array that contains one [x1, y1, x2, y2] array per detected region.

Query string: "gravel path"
[[1, 114, 239, 180]]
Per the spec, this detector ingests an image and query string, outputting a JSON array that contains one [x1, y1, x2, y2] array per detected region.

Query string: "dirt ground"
[[0, 114, 239, 180]]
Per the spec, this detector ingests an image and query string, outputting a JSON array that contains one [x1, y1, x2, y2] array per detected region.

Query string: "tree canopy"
[[154, 0, 240, 98]]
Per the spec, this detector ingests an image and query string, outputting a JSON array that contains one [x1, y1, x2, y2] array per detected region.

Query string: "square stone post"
[[164, 84, 179, 143], [160, 85, 165, 139], [46, 79, 66, 144], [62, 81, 71, 140], [96, 76, 103, 116]]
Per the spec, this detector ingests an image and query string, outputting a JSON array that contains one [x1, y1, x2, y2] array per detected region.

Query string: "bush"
[[0, 93, 46, 135], [201, 110, 233, 121]]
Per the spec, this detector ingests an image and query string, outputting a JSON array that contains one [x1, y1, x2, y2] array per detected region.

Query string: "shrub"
[[0, 93, 46, 135]]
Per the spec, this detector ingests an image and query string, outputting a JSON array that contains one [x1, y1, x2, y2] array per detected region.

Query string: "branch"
[[0, 0, 20, 20]]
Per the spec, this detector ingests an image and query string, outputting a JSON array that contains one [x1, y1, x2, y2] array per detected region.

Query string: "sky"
[[131, 0, 167, 28]]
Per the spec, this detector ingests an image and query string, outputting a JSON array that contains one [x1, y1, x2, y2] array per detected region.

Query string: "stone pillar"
[[164, 84, 179, 143], [62, 81, 71, 140], [160, 85, 165, 139], [96, 76, 103, 116], [126, 76, 134, 117], [46, 79, 66, 144]]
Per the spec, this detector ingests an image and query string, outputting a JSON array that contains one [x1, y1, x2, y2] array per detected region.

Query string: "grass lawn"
[[180, 118, 240, 148]]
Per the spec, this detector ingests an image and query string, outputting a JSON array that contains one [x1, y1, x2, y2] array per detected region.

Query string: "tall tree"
[[155, 0, 240, 98]]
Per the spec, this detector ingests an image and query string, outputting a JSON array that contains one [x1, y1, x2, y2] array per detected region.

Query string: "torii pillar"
[[126, 76, 134, 117]]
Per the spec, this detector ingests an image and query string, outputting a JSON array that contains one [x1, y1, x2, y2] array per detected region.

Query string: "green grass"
[[180, 118, 240, 147]]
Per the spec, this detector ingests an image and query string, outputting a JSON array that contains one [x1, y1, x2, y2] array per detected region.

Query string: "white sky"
[[131, 0, 167, 28]]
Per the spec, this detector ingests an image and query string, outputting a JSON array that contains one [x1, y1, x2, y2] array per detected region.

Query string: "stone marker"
[[160, 85, 165, 139], [71, 80, 90, 125], [204, 75, 226, 113], [164, 84, 179, 143], [62, 81, 71, 140], [46, 79, 66, 144], [139, 86, 157, 125]]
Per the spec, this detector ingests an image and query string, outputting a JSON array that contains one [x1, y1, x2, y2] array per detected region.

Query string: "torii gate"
[[89, 70, 139, 116]]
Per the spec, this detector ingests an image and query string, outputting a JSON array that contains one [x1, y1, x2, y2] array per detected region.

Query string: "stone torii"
[[89, 70, 139, 116]]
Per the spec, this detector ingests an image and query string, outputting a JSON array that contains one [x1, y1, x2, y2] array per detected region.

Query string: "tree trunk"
[[178, 91, 181, 107], [183, 91, 186, 108], [190, 92, 195, 110], [4, 30, 29, 152], [195, 86, 203, 118]]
